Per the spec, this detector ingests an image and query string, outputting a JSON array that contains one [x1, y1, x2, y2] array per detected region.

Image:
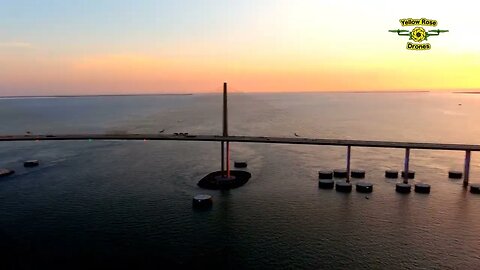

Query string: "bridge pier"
[[346, 145, 351, 183], [221, 141, 225, 172], [464, 150, 471, 187], [403, 148, 410, 184], [226, 141, 230, 177]]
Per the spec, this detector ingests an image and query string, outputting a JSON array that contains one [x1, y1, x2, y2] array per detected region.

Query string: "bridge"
[[0, 133, 479, 151], [1, 82, 478, 191], [0, 133, 477, 187]]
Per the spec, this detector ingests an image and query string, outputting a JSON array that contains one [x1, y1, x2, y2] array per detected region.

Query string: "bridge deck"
[[0, 134, 479, 151]]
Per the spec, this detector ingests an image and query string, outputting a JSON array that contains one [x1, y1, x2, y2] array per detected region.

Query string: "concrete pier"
[[396, 183, 412, 193], [333, 169, 348, 178], [470, 184, 480, 194], [318, 179, 335, 189], [415, 183, 431, 194], [24, 160, 39, 167], [234, 161, 248, 168], [356, 182, 373, 193], [448, 171, 463, 179], [318, 170, 333, 179], [346, 145, 351, 183], [464, 151, 471, 187], [335, 181, 352, 193], [192, 194, 213, 209], [385, 170, 399, 179], [0, 169, 15, 177], [403, 148, 411, 184], [351, 169, 365, 178]]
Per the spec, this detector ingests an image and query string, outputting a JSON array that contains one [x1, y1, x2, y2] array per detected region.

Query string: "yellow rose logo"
[[389, 18, 449, 50], [410, 27, 426, 42]]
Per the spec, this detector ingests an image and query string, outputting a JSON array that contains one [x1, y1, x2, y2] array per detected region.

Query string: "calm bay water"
[[0, 92, 479, 269]]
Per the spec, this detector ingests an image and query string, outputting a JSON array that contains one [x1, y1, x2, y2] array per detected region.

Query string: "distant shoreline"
[[0, 93, 193, 99], [1, 91, 432, 98], [6, 90, 479, 98], [300, 90, 431, 94], [229, 90, 432, 94], [454, 92, 480, 94]]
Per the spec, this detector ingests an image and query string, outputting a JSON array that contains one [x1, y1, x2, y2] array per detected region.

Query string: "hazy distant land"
[[0, 93, 193, 99], [455, 91, 480, 94], [7, 89, 480, 99]]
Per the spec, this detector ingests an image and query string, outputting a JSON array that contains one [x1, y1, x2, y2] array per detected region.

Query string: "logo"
[[389, 18, 448, 50]]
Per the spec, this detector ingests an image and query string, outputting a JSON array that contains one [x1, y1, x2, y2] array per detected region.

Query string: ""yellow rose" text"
[[399, 18, 437, 27]]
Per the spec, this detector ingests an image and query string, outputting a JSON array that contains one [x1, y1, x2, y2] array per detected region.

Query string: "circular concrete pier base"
[[356, 182, 373, 193], [396, 183, 412, 193], [318, 170, 333, 179], [234, 161, 248, 168], [414, 183, 431, 194], [448, 171, 463, 179], [192, 194, 213, 209], [335, 181, 352, 193], [333, 169, 348, 178], [470, 184, 480, 194], [385, 170, 399, 179], [24, 160, 39, 167], [318, 179, 335, 189], [351, 169, 366, 179], [0, 168, 15, 177]]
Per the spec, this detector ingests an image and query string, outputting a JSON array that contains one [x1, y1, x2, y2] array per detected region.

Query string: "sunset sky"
[[0, 0, 479, 95]]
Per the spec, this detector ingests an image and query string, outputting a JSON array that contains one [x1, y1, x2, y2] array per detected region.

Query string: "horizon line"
[[2, 89, 480, 98]]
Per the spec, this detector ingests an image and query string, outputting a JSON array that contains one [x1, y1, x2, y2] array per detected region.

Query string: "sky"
[[0, 0, 479, 95]]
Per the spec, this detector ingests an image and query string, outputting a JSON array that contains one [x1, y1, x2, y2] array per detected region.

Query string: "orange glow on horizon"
[[1, 1, 480, 95], [1, 52, 479, 95]]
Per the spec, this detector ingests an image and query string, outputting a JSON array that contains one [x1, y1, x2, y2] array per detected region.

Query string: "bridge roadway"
[[0, 133, 479, 152]]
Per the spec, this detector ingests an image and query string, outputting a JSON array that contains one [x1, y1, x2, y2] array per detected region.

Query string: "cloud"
[[0, 41, 33, 49]]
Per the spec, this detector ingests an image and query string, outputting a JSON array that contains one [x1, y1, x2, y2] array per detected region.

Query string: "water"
[[0, 92, 479, 269]]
